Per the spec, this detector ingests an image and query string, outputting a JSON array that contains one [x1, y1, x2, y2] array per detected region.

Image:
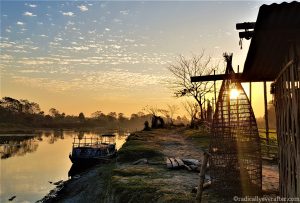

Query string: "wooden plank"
[[175, 158, 184, 166], [166, 158, 172, 168], [183, 164, 192, 171], [169, 158, 179, 168]]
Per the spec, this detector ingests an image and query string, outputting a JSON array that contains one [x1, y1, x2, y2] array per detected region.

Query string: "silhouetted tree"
[[118, 113, 127, 123], [78, 112, 85, 123], [49, 108, 60, 118], [182, 100, 199, 127], [167, 104, 179, 125], [167, 52, 218, 120]]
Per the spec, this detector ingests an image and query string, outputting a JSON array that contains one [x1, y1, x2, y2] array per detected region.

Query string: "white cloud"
[[62, 12, 75, 17], [105, 28, 110, 31], [28, 4, 37, 8], [0, 54, 13, 60], [5, 29, 11, 33], [78, 5, 88, 12], [62, 46, 90, 51], [112, 45, 121, 49], [67, 21, 75, 25], [40, 34, 48, 38], [120, 10, 129, 15], [24, 12, 37, 17], [17, 21, 24, 25]]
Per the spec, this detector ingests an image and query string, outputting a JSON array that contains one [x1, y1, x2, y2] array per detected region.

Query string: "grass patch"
[[111, 176, 159, 202], [113, 166, 160, 177], [117, 132, 164, 163], [183, 128, 210, 149]]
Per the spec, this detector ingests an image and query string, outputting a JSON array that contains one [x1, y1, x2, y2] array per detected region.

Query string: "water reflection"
[[0, 135, 39, 159], [0, 130, 128, 203]]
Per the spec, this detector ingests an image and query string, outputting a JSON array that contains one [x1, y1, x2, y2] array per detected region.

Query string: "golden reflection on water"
[[0, 131, 128, 203]]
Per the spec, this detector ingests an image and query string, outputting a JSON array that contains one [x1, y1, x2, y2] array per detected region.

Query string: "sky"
[[0, 1, 279, 117]]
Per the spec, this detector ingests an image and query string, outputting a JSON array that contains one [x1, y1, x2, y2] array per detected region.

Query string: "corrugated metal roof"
[[242, 1, 300, 82]]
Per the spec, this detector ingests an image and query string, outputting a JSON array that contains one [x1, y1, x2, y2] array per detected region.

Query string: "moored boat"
[[69, 134, 117, 164]]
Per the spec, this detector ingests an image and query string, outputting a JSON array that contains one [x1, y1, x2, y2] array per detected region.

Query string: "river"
[[0, 130, 129, 203]]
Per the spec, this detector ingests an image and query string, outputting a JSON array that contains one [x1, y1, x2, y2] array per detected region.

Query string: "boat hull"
[[69, 152, 117, 164]]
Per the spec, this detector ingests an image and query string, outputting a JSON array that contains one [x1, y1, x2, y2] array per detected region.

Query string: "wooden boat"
[[69, 134, 117, 164]]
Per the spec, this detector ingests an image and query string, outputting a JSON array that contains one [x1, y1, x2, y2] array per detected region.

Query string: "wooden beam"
[[191, 73, 243, 82]]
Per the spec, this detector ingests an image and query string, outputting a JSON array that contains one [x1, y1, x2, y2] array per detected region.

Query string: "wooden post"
[[263, 81, 270, 154], [196, 151, 211, 203], [249, 82, 252, 104], [214, 70, 217, 112]]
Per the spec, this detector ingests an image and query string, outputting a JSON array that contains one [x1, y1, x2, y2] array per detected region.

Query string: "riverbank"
[[43, 127, 213, 202], [43, 127, 279, 203]]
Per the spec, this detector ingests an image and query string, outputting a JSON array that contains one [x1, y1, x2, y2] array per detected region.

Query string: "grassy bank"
[[46, 127, 212, 203], [107, 128, 212, 202]]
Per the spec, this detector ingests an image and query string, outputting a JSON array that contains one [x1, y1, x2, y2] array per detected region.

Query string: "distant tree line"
[[0, 97, 189, 130]]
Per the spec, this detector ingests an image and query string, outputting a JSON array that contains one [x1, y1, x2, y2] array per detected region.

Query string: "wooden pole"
[[196, 151, 211, 203], [214, 70, 217, 112], [249, 82, 252, 104], [263, 81, 270, 153]]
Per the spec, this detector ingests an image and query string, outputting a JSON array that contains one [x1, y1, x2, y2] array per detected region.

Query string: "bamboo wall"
[[274, 44, 300, 198]]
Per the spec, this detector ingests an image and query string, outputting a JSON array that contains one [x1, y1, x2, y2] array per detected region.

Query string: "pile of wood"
[[166, 157, 202, 171]]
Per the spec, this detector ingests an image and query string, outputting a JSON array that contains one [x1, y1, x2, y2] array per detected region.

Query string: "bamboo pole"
[[195, 151, 211, 203], [214, 70, 217, 112], [263, 82, 270, 155], [249, 82, 252, 104]]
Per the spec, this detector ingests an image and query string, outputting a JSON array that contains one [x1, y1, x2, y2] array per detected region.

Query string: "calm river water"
[[0, 130, 128, 203]]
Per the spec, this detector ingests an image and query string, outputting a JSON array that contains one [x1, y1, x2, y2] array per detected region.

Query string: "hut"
[[240, 2, 300, 198], [191, 1, 300, 198]]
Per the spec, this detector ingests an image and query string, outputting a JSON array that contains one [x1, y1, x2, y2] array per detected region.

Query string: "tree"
[[167, 104, 179, 125], [78, 112, 85, 123], [130, 113, 139, 120], [49, 108, 60, 118], [107, 112, 117, 122], [0, 97, 21, 112], [118, 113, 127, 123], [182, 101, 199, 127], [167, 52, 218, 120], [91, 111, 104, 119], [143, 105, 161, 116], [19, 99, 41, 114]]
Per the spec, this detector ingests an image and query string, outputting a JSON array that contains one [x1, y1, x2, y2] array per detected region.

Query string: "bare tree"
[[167, 52, 218, 120], [142, 105, 161, 116], [167, 104, 179, 125], [182, 101, 199, 127]]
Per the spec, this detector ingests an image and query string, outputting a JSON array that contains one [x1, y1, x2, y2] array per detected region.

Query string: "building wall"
[[274, 43, 300, 198]]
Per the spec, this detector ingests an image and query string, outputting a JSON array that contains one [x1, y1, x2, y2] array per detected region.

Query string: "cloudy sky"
[[1, 1, 276, 117]]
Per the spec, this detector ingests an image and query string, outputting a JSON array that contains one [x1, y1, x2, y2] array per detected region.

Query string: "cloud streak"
[[23, 12, 36, 17], [62, 12, 75, 17], [78, 5, 88, 12]]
